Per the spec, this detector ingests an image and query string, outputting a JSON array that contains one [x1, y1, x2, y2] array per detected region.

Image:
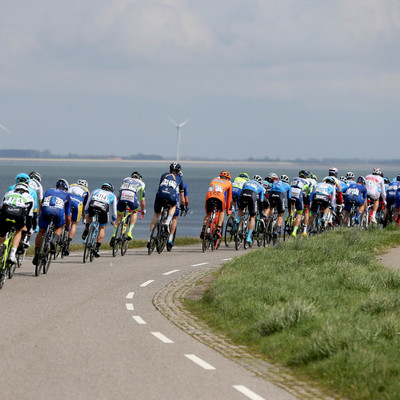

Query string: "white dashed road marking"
[[126, 292, 134, 299], [233, 385, 266, 400], [162, 269, 180, 276], [132, 316, 147, 325], [126, 303, 134, 311], [140, 280, 155, 287], [190, 262, 209, 267], [151, 332, 174, 344], [184, 354, 216, 370], [222, 258, 232, 261]]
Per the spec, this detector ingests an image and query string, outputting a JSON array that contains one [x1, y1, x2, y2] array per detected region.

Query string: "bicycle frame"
[[0, 227, 17, 289]]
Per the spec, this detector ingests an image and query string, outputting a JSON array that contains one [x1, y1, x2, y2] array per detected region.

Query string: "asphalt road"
[[1, 244, 297, 400]]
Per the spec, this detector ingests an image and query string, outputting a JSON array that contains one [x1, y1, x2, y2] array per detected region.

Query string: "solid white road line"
[[126, 292, 135, 299], [162, 269, 180, 276], [233, 385, 265, 400], [126, 303, 134, 311], [132, 316, 147, 325], [151, 332, 174, 344], [184, 354, 216, 370], [190, 262, 209, 267], [140, 280, 155, 287]]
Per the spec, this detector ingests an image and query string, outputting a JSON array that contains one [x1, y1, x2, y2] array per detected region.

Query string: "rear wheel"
[[8, 259, 17, 279], [112, 222, 123, 257], [202, 219, 213, 252], [83, 226, 94, 263], [235, 219, 245, 250], [148, 223, 159, 255], [224, 215, 235, 247], [36, 231, 49, 276], [157, 224, 168, 254]]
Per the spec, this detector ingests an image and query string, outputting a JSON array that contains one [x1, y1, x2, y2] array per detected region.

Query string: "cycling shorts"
[[310, 195, 330, 213], [344, 195, 364, 212], [290, 187, 304, 211], [238, 189, 259, 217], [154, 191, 176, 214], [205, 197, 223, 214], [0, 206, 27, 237], [39, 207, 65, 229], [70, 196, 83, 223], [117, 198, 139, 215], [269, 191, 286, 214], [88, 201, 109, 226], [366, 187, 380, 201]]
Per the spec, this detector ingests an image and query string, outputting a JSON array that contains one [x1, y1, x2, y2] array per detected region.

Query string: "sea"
[[1, 159, 398, 243]]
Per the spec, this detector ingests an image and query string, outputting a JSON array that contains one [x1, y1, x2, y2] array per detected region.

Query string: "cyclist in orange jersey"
[[200, 171, 232, 239]]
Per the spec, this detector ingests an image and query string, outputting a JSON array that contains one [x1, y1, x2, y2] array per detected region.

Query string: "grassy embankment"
[[25, 236, 201, 256], [186, 226, 400, 400]]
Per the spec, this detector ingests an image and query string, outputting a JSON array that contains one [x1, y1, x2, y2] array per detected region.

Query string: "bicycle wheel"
[[224, 215, 235, 247], [8, 258, 17, 279], [112, 221, 123, 257], [157, 224, 168, 254], [89, 227, 97, 262], [235, 219, 244, 250], [256, 219, 265, 247], [36, 231, 49, 276], [16, 249, 26, 269], [42, 251, 52, 274], [121, 236, 129, 256], [148, 222, 159, 255], [0, 268, 6, 289], [83, 225, 94, 263], [202, 218, 213, 252]]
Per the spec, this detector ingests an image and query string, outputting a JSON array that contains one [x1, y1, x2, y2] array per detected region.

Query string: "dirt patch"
[[377, 246, 400, 270], [185, 274, 216, 301]]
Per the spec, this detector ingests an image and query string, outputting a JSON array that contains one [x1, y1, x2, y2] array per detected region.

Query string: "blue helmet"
[[15, 173, 30, 184], [357, 176, 366, 185], [56, 178, 69, 191]]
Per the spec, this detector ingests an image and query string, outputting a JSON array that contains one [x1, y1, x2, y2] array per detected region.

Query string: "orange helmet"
[[219, 170, 231, 181]]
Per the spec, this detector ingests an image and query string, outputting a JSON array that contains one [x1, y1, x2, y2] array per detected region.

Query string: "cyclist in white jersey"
[[28, 171, 44, 213], [365, 167, 386, 224]]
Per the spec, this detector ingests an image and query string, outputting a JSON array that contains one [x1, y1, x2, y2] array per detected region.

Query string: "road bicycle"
[[224, 212, 237, 247], [112, 209, 144, 257], [202, 200, 221, 252], [283, 208, 295, 241], [83, 211, 100, 263], [234, 208, 250, 250], [148, 201, 171, 255], [0, 225, 18, 289], [252, 211, 267, 247], [36, 216, 57, 276], [265, 212, 278, 245], [55, 228, 69, 259], [167, 207, 187, 252]]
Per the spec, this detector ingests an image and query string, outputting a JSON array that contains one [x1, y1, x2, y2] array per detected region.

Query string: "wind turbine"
[[168, 117, 189, 162]]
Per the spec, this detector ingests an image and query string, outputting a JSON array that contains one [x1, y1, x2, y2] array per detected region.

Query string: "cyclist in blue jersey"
[[289, 170, 311, 238], [383, 174, 400, 227], [308, 177, 336, 229], [237, 175, 264, 245], [269, 174, 291, 240], [343, 176, 368, 225], [0, 183, 34, 264], [64, 179, 90, 256], [110, 171, 146, 245], [32, 179, 71, 266], [147, 163, 185, 248], [346, 172, 356, 185], [232, 173, 250, 211], [83, 182, 117, 258], [168, 170, 189, 248], [393, 183, 400, 224]]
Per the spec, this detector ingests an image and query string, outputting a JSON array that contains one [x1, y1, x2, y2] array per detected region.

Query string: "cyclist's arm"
[[110, 194, 117, 223]]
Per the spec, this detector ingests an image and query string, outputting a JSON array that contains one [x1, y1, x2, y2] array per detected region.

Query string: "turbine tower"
[[168, 117, 189, 162]]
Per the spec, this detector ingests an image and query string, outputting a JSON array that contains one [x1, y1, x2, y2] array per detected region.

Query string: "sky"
[[1, 0, 400, 160]]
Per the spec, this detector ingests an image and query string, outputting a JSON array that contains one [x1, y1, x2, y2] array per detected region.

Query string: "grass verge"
[[186, 226, 400, 400]]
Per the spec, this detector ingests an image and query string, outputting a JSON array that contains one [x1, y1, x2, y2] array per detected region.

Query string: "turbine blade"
[[168, 117, 178, 126], [0, 123, 11, 134], [178, 119, 190, 128]]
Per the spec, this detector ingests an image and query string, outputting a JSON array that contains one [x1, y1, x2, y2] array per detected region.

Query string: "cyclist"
[[346, 172, 356, 185], [83, 182, 117, 257], [110, 172, 146, 245], [308, 176, 337, 229], [343, 176, 368, 225], [147, 163, 185, 248], [0, 183, 34, 264], [237, 174, 264, 245], [392, 183, 400, 224], [33, 179, 71, 266], [289, 170, 311, 238], [301, 170, 316, 236], [261, 175, 273, 218], [365, 167, 386, 224], [168, 170, 189, 248], [268, 174, 291, 240], [383, 174, 400, 227], [64, 179, 90, 256], [28, 171, 44, 213], [232, 173, 250, 211], [200, 171, 232, 240], [322, 167, 343, 205]]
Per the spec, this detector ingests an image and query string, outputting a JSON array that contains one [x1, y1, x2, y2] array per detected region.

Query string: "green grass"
[[25, 236, 201, 256], [186, 226, 400, 400]]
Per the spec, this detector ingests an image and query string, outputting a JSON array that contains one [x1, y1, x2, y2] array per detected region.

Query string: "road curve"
[[1, 244, 298, 400]]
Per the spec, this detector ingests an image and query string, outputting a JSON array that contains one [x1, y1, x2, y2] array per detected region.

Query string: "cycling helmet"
[[311, 174, 318, 181], [339, 176, 347, 183], [77, 179, 88, 187], [169, 162, 181, 173], [357, 176, 366, 185], [324, 177, 336, 185], [131, 171, 143, 180], [328, 167, 338, 176], [253, 175, 262, 184], [238, 172, 249, 180], [268, 172, 279, 182], [280, 174, 289, 183], [372, 167, 382, 176], [219, 170, 231, 180], [14, 182, 30, 193], [29, 171, 41, 182], [383, 177, 389, 184], [298, 170, 307, 178], [346, 171, 354, 180], [56, 178, 69, 191], [265, 176, 274, 184], [15, 173, 30, 184], [101, 182, 114, 192]]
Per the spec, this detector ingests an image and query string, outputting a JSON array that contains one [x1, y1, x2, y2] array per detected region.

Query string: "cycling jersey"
[[232, 176, 248, 199], [8, 184, 38, 213], [343, 183, 367, 212], [86, 189, 117, 226], [310, 182, 336, 212], [238, 180, 264, 217], [270, 180, 291, 214], [205, 177, 232, 213], [154, 172, 183, 213], [29, 178, 43, 203], [386, 181, 400, 200], [290, 177, 310, 212], [69, 183, 90, 222], [339, 181, 349, 194], [174, 180, 188, 217], [365, 174, 386, 202], [39, 188, 71, 229], [117, 177, 145, 214]]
